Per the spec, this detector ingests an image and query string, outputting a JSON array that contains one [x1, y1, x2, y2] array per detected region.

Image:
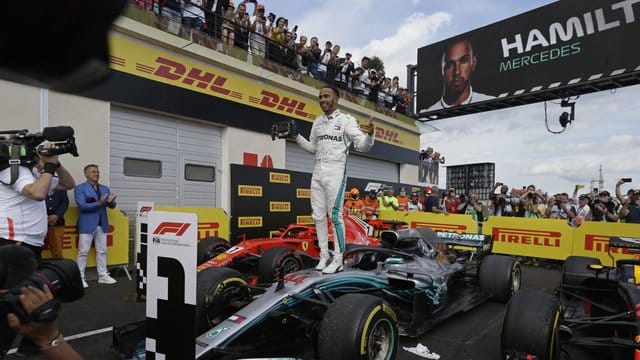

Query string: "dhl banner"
[[155, 206, 230, 241], [108, 34, 418, 151], [379, 211, 479, 234], [42, 207, 129, 266]]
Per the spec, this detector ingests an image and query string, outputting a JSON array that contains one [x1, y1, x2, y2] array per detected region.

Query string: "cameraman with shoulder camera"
[[0, 143, 75, 260]]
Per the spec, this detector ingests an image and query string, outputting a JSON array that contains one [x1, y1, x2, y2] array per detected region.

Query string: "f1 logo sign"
[[139, 206, 153, 214], [153, 222, 191, 236]]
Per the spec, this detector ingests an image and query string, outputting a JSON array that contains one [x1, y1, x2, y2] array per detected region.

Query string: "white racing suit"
[[296, 109, 374, 271]]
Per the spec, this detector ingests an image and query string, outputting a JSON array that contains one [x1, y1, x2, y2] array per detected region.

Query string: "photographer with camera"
[[617, 178, 640, 223], [489, 182, 515, 217], [590, 191, 619, 222], [519, 185, 545, 218], [1, 136, 75, 260], [1, 245, 82, 359]]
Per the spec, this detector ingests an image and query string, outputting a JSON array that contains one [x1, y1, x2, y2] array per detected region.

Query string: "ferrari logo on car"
[[302, 241, 309, 251]]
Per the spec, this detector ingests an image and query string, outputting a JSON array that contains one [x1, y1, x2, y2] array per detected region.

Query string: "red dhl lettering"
[[374, 127, 401, 144], [259, 90, 310, 118], [411, 222, 466, 233], [584, 234, 630, 254], [198, 222, 220, 239], [152, 57, 231, 96], [492, 228, 561, 247]]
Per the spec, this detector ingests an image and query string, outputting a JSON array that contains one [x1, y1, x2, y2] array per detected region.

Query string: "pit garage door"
[[110, 107, 222, 224], [285, 141, 399, 183]]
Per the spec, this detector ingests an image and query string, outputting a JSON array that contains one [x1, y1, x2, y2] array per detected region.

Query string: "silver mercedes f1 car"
[[195, 227, 521, 359]]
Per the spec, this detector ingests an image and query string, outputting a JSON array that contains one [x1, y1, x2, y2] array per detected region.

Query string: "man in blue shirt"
[[75, 164, 117, 288]]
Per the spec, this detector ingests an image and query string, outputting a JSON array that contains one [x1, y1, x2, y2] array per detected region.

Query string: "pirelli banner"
[[231, 164, 312, 240], [483, 217, 639, 265], [416, 0, 640, 118], [379, 211, 480, 235], [231, 164, 420, 239], [41, 207, 129, 266], [379, 211, 640, 265]]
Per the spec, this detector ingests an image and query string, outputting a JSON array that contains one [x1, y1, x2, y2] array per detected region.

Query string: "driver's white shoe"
[[315, 254, 331, 271], [322, 257, 343, 274]]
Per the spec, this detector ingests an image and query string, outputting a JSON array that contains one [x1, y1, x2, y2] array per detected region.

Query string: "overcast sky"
[[264, 0, 640, 195]]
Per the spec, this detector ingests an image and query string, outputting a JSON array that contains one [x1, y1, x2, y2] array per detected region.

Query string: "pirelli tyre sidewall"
[[501, 290, 561, 360], [195, 267, 250, 334], [257, 247, 303, 283], [479, 254, 521, 302], [318, 294, 398, 360], [197, 236, 231, 265]]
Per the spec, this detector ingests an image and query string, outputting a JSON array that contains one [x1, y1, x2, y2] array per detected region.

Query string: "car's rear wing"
[[609, 237, 640, 252], [433, 231, 489, 249]]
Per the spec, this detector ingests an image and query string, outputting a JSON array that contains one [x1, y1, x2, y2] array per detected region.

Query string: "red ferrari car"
[[196, 216, 381, 284]]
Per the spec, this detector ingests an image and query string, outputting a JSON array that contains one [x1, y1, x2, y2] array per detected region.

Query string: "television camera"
[[0, 126, 78, 184]]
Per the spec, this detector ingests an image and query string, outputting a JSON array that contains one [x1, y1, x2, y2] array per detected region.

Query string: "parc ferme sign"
[[146, 211, 197, 359]]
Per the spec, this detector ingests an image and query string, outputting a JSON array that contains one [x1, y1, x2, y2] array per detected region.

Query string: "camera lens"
[[22, 259, 84, 302]]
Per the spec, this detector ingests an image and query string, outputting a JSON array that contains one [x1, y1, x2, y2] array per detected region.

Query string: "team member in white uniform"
[[0, 144, 75, 259], [295, 85, 374, 273]]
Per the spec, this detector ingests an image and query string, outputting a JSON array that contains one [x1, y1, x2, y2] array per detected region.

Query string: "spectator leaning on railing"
[[140, 0, 426, 116]]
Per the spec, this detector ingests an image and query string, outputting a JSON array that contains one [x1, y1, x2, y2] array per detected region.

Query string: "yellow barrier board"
[[483, 217, 572, 260], [42, 207, 129, 265], [155, 206, 230, 241], [378, 211, 640, 264], [570, 221, 637, 267], [484, 216, 639, 264], [379, 211, 479, 234]]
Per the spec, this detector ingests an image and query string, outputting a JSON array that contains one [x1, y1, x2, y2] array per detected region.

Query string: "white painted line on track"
[[6, 326, 114, 355]]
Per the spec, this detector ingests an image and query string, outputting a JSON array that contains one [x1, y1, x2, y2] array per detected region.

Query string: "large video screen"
[[416, 0, 640, 117]]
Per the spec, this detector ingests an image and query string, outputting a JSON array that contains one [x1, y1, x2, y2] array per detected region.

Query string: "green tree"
[[368, 56, 385, 73]]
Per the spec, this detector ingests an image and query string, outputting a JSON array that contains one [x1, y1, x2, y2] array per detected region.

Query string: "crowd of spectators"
[[342, 179, 640, 226], [133, 0, 413, 115]]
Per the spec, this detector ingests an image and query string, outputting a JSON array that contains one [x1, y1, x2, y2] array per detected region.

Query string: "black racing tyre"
[[318, 294, 399, 360], [195, 267, 251, 334], [197, 237, 230, 265], [479, 254, 521, 302], [257, 247, 303, 283], [501, 290, 561, 360], [561, 256, 601, 287]]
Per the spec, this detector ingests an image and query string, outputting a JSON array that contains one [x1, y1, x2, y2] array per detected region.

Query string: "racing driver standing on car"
[[293, 85, 374, 273]]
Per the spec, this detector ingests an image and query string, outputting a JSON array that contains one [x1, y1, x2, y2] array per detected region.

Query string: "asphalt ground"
[[5, 263, 564, 360]]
